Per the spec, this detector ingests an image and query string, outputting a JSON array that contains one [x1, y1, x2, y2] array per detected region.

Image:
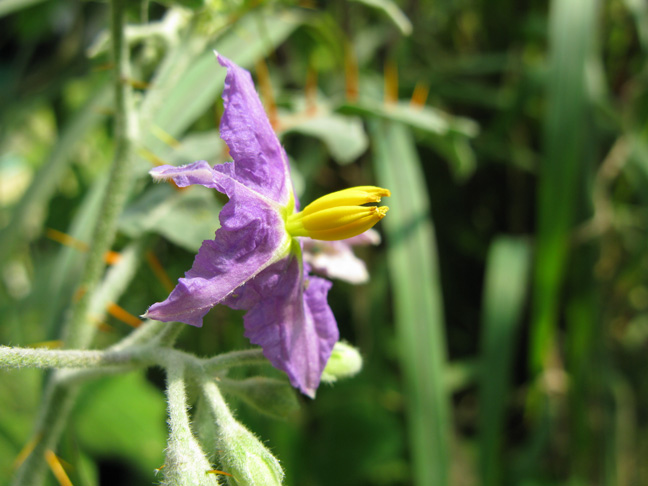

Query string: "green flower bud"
[[217, 420, 284, 486], [320, 341, 363, 384], [201, 379, 284, 486]]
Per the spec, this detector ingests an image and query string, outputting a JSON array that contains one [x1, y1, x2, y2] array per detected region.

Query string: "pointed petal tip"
[[216, 52, 232, 68]]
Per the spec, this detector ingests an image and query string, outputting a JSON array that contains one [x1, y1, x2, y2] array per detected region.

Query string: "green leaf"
[[0, 82, 112, 264], [220, 377, 300, 420], [119, 184, 222, 252], [281, 111, 368, 165], [339, 100, 479, 138], [370, 120, 450, 486], [139, 8, 306, 159], [74, 372, 167, 476], [0, 369, 41, 480], [530, 0, 600, 372], [478, 237, 531, 486], [350, 0, 413, 36], [0, 0, 46, 18], [340, 99, 478, 179]]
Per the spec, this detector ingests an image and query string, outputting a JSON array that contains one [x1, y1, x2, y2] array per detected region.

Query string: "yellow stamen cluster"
[[286, 186, 390, 241]]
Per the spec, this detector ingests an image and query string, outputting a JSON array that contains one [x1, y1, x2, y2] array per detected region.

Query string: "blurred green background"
[[1, 0, 648, 485]]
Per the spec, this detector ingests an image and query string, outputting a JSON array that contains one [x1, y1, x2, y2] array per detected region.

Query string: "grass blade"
[[370, 119, 450, 486], [478, 236, 531, 486], [530, 0, 599, 372]]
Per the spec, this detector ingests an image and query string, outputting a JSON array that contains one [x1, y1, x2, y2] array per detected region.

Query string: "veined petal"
[[144, 188, 290, 327], [216, 54, 293, 207], [224, 253, 339, 397]]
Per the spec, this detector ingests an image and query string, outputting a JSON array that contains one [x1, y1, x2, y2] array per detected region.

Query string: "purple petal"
[[149, 160, 223, 190], [144, 187, 289, 327], [225, 254, 339, 397], [216, 54, 293, 207]]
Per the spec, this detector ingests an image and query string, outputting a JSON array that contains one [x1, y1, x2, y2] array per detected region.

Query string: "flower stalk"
[[163, 361, 220, 486]]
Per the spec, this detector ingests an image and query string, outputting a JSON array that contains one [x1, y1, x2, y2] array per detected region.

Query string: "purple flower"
[[145, 54, 389, 397]]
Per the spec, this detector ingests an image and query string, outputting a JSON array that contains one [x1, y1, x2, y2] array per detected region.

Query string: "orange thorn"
[[124, 77, 150, 90], [384, 59, 398, 106], [255, 58, 279, 130], [44, 450, 73, 486], [151, 125, 181, 149], [146, 251, 175, 293], [46, 228, 120, 264], [28, 340, 64, 349], [207, 469, 234, 477], [73, 286, 87, 302], [104, 251, 122, 265], [93, 62, 114, 72], [46, 228, 89, 253], [107, 302, 143, 328], [410, 81, 429, 109], [305, 65, 318, 116], [344, 43, 359, 102], [137, 147, 169, 167], [13, 434, 42, 470], [97, 321, 116, 333]]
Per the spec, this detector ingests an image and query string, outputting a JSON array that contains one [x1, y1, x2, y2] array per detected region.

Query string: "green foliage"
[[2, 0, 648, 485]]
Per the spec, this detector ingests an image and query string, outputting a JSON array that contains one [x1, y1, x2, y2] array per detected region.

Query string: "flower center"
[[286, 186, 390, 241]]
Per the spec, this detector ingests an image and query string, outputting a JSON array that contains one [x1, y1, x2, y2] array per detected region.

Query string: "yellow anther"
[[302, 186, 390, 215], [286, 186, 390, 241]]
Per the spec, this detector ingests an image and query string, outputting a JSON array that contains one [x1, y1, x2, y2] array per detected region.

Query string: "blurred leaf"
[[530, 0, 599, 372], [623, 0, 648, 51], [139, 8, 306, 159], [340, 99, 478, 178], [351, 0, 413, 36], [280, 110, 368, 165], [45, 176, 109, 339], [0, 82, 112, 264], [74, 372, 166, 477], [423, 131, 477, 181], [0, 370, 40, 480], [220, 377, 300, 420], [370, 120, 450, 486], [0, 0, 46, 18], [479, 237, 531, 486], [154, 0, 205, 9], [119, 184, 221, 252], [340, 100, 478, 137], [165, 131, 226, 166]]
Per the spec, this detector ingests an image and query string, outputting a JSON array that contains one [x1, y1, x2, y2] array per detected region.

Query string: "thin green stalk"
[[202, 349, 268, 373], [0, 345, 150, 369], [63, 0, 137, 350], [11, 2, 135, 484], [162, 360, 220, 486]]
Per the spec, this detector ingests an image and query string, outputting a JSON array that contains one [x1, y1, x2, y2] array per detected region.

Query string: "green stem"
[[63, 0, 137, 350], [0, 345, 151, 370], [162, 359, 220, 486], [11, 2, 135, 484], [202, 348, 267, 373]]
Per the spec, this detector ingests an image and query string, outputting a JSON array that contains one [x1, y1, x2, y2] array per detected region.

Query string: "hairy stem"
[[163, 359, 220, 486], [0, 345, 151, 370], [202, 348, 268, 373]]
